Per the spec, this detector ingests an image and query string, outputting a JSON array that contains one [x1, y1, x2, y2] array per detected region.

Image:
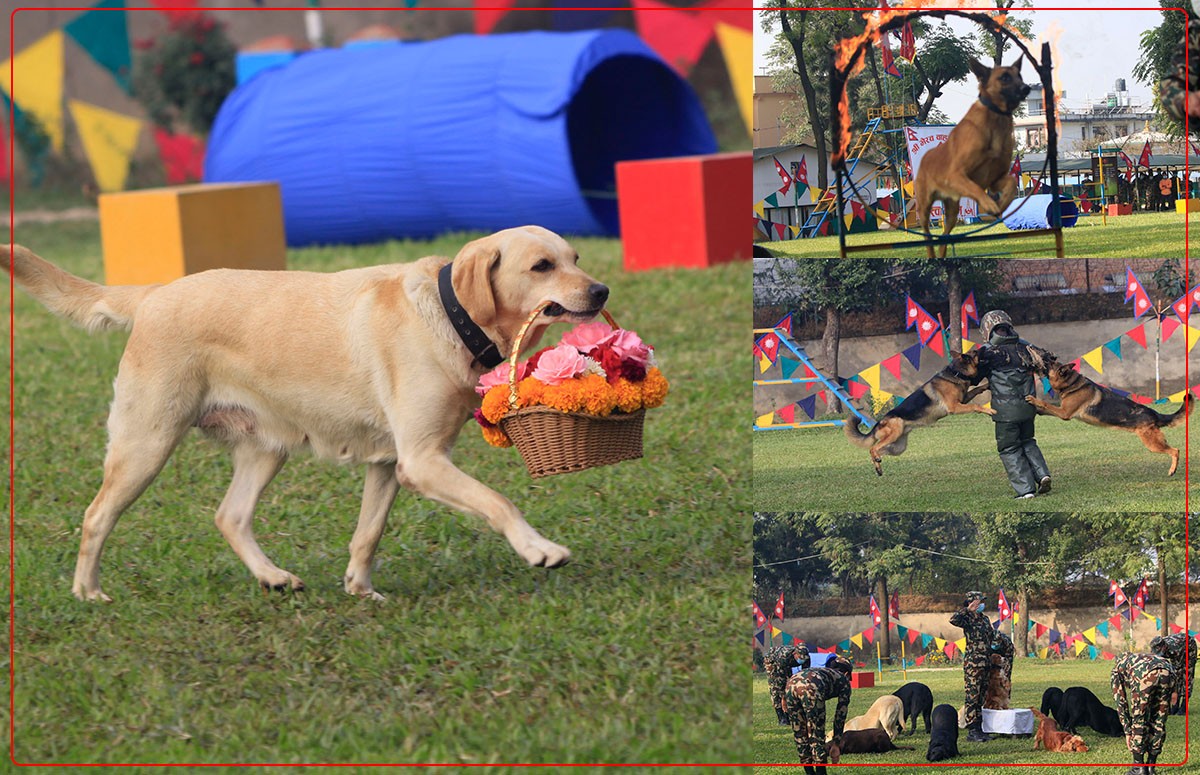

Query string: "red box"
[[616, 152, 752, 271], [1106, 203, 1132, 216], [849, 672, 875, 689]]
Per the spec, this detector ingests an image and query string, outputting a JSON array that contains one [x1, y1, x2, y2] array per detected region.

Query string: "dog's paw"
[[344, 576, 385, 601], [517, 536, 572, 568], [72, 584, 112, 603], [258, 570, 305, 593]]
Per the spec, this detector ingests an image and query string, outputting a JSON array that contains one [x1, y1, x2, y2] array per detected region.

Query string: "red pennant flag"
[[916, 312, 939, 345], [881, 354, 903, 381], [773, 156, 793, 196], [880, 40, 901, 78], [889, 591, 900, 619], [775, 313, 793, 337], [774, 222, 787, 239], [1138, 140, 1153, 168], [1125, 268, 1152, 319], [1170, 623, 1185, 634], [863, 626, 875, 644], [899, 20, 916, 61], [914, 655, 926, 666], [796, 155, 809, 186], [944, 642, 956, 659], [1162, 317, 1181, 341], [693, 0, 753, 30], [850, 200, 866, 221], [752, 601, 767, 629], [1110, 580, 1129, 608], [752, 344, 763, 361], [1010, 157, 1022, 178], [758, 333, 780, 364], [905, 295, 920, 330], [997, 589, 1011, 621], [1110, 614, 1123, 631], [630, 0, 714, 77], [962, 290, 980, 323], [907, 628, 920, 644], [848, 380, 870, 400], [1133, 577, 1149, 610], [777, 404, 796, 424], [1190, 140, 1200, 157], [1030, 178, 1042, 194], [474, 1, 516, 34], [1126, 324, 1148, 349], [774, 592, 786, 620], [1171, 292, 1191, 322], [1035, 623, 1048, 638], [869, 595, 882, 626], [926, 330, 946, 357]]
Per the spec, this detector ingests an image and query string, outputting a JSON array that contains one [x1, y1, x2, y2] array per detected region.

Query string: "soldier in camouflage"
[[1150, 633, 1196, 715], [764, 643, 811, 724], [783, 654, 853, 775], [950, 590, 995, 742], [1112, 651, 1176, 775], [992, 630, 1015, 686], [1160, 5, 1200, 123]]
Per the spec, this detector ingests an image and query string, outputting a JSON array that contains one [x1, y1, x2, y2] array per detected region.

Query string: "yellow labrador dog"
[[5, 226, 608, 601]]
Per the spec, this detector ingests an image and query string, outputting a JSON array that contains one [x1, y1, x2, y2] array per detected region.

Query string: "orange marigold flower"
[[480, 424, 512, 448], [640, 368, 669, 408], [541, 380, 586, 412], [480, 386, 513, 424], [612, 378, 642, 413], [515, 377, 546, 408], [577, 374, 618, 416]]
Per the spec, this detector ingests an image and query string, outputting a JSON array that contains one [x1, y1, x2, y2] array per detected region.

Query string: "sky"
[[755, 3, 1169, 128]]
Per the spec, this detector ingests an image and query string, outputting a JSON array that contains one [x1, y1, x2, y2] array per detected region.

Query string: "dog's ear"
[[968, 57, 991, 82], [1007, 56, 1023, 73], [451, 238, 501, 327]]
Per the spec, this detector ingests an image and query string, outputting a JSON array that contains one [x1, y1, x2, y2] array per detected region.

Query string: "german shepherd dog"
[[1027, 360, 1193, 476], [845, 350, 993, 475]]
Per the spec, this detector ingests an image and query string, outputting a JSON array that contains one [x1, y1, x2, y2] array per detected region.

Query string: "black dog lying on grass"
[[893, 681, 934, 735], [829, 728, 914, 762], [926, 704, 960, 761], [1059, 686, 1124, 737], [1041, 686, 1064, 722]]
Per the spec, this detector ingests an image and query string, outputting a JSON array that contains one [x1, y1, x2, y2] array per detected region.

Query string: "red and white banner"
[[905, 125, 978, 221]]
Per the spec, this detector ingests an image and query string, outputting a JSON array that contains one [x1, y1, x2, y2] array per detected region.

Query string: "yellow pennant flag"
[[850, 633, 864, 649], [859, 363, 882, 392], [760, 354, 771, 373], [1038, 647, 1049, 659], [903, 180, 915, 196], [714, 23, 752, 137], [1082, 347, 1104, 375], [771, 625, 782, 639], [754, 201, 766, 218], [789, 225, 801, 236], [962, 340, 975, 353], [1186, 325, 1200, 353], [1083, 627, 1097, 644], [1074, 639, 1088, 656], [2, 30, 65, 152], [756, 411, 774, 427], [934, 637, 946, 650], [954, 637, 966, 651], [844, 213, 855, 231], [871, 389, 893, 415], [1141, 609, 1157, 621], [68, 100, 143, 192], [1168, 389, 1187, 403]]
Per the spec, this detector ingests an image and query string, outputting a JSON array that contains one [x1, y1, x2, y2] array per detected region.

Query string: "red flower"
[[472, 408, 496, 429], [189, 52, 205, 65], [595, 345, 623, 385], [620, 361, 647, 382]]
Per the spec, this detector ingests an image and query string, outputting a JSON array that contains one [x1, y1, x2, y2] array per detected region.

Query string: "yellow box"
[[1176, 198, 1200, 214], [99, 182, 286, 286]]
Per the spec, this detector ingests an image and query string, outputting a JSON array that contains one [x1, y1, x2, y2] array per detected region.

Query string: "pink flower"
[[475, 361, 526, 397], [531, 344, 589, 385], [561, 321, 613, 354], [606, 329, 651, 366]]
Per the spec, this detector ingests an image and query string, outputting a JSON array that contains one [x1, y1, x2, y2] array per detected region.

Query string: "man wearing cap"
[[1151, 633, 1196, 715], [783, 654, 854, 775], [976, 310, 1055, 499], [765, 642, 811, 725], [951, 591, 995, 742], [1112, 651, 1176, 775]]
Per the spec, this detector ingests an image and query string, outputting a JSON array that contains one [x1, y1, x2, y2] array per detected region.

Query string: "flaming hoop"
[[827, 6, 1065, 258]]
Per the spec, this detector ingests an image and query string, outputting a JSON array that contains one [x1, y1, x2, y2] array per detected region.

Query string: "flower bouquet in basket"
[[473, 305, 669, 478]]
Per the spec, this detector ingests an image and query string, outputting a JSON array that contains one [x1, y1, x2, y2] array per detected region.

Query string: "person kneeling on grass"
[[1112, 651, 1176, 775], [977, 310, 1055, 499], [783, 655, 853, 775]]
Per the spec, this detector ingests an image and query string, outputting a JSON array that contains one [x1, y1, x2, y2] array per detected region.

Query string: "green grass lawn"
[[754, 410, 1192, 512], [5, 219, 751, 765], [755, 660, 1191, 772], [764, 211, 1195, 259]]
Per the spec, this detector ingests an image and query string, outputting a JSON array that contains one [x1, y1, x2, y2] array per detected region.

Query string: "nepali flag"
[[1191, 140, 1200, 158], [880, 40, 901, 78], [997, 588, 1012, 621], [1171, 291, 1192, 322], [773, 156, 793, 196], [1010, 157, 1021, 178], [1109, 580, 1128, 608], [753, 600, 768, 629], [1132, 578, 1149, 610], [1119, 151, 1135, 182], [757, 332, 780, 364], [1030, 178, 1042, 194], [906, 295, 939, 342], [1138, 140, 1153, 168], [869, 594, 883, 626], [1124, 267, 1153, 320], [796, 155, 809, 186], [899, 20, 916, 61], [889, 591, 900, 619], [774, 592, 786, 620], [774, 312, 794, 337], [962, 290, 979, 340]]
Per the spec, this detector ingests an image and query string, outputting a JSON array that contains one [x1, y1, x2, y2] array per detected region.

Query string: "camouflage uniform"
[[764, 643, 811, 723], [992, 630, 1015, 686], [783, 664, 852, 765], [1112, 652, 1175, 759], [1151, 633, 1196, 715], [1160, 11, 1200, 122], [951, 598, 995, 729]]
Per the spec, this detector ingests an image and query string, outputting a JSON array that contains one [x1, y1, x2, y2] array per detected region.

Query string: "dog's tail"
[[2, 244, 160, 332], [1157, 392, 1193, 428], [843, 417, 877, 448]]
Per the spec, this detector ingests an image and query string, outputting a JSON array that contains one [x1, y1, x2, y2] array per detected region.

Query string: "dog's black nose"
[[589, 283, 609, 306]]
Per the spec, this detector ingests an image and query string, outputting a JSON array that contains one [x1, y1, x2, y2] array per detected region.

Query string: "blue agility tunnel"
[[1002, 194, 1079, 230], [205, 29, 718, 246]]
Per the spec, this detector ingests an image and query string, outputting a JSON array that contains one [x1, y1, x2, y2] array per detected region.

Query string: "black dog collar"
[[438, 262, 503, 369], [979, 94, 1015, 116]]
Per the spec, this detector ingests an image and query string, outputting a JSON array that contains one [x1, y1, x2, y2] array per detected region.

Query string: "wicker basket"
[[498, 305, 645, 478]]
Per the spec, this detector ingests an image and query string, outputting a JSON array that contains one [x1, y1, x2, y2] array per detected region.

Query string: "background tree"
[[973, 0, 1036, 69], [753, 513, 832, 602], [1134, 0, 1187, 134], [904, 24, 980, 123], [902, 259, 1004, 353]]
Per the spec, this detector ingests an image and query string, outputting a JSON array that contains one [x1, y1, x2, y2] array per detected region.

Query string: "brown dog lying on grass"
[[1026, 360, 1193, 476], [828, 728, 915, 763], [1030, 708, 1089, 753], [844, 350, 993, 475]]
